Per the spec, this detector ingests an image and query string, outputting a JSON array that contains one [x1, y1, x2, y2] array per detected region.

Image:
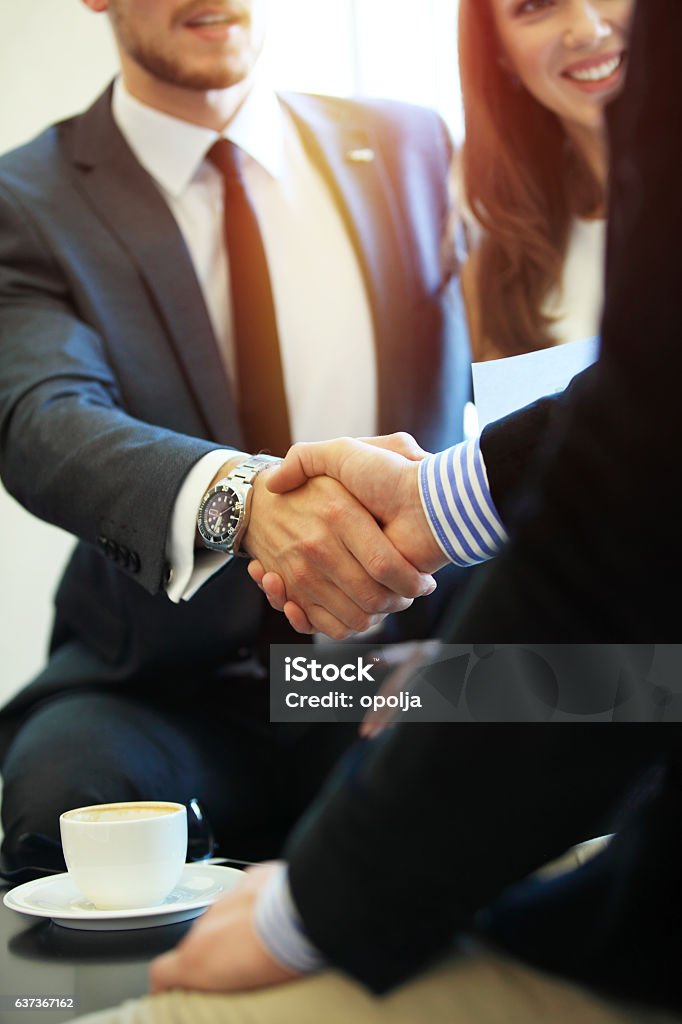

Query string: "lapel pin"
[[346, 148, 375, 163]]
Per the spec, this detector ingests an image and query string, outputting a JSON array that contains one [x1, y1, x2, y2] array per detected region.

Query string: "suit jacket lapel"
[[281, 94, 418, 435], [67, 87, 241, 446]]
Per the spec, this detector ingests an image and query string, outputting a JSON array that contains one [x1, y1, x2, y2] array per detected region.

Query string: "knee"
[[1, 694, 151, 865]]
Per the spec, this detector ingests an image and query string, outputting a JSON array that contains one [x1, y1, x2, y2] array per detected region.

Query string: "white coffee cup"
[[59, 801, 188, 910]]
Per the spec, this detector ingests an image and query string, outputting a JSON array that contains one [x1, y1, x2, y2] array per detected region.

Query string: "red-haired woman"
[[457, 0, 633, 360]]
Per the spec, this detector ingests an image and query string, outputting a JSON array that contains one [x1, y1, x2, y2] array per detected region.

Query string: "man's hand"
[[360, 639, 443, 738], [248, 435, 447, 636], [242, 460, 436, 640], [267, 435, 443, 570], [150, 863, 298, 994]]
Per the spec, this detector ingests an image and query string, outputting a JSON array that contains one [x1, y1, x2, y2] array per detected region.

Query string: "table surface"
[[0, 882, 193, 1024]]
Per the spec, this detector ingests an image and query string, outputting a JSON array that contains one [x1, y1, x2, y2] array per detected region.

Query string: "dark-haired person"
[[457, 0, 633, 359]]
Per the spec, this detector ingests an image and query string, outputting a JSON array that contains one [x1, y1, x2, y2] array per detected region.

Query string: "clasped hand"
[[244, 434, 447, 638], [150, 862, 297, 993]]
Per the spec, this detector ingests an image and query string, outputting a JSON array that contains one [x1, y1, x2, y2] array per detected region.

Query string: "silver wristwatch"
[[197, 455, 280, 556]]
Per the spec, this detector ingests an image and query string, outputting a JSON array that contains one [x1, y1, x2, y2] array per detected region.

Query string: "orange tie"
[[209, 140, 291, 456]]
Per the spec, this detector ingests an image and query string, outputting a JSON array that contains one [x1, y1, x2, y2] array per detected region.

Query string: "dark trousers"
[[1, 675, 357, 870]]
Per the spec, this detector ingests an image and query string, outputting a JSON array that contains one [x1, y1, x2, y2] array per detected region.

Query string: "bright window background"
[[0, 0, 462, 155], [266, 0, 462, 139], [0, 0, 460, 705]]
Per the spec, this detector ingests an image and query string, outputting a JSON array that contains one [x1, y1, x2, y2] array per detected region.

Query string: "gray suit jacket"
[[0, 87, 471, 742]]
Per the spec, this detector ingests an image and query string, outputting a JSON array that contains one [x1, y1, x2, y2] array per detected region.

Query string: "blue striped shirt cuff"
[[418, 438, 507, 566], [254, 865, 325, 974]]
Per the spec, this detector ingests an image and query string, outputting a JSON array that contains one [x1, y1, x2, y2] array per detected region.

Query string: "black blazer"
[[285, 0, 682, 995], [0, 87, 471, 748]]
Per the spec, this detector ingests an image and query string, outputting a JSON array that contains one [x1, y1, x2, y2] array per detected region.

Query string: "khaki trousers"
[[72, 950, 679, 1024]]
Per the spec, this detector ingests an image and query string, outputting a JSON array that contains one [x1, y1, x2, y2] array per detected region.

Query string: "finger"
[[359, 720, 391, 739], [360, 640, 442, 735], [361, 706, 399, 732], [283, 601, 316, 634], [260, 571, 288, 611], [303, 604, 384, 641], [344, 524, 436, 599], [282, 527, 414, 623], [243, 861, 280, 878], [266, 439, 357, 495], [359, 432, 429, 461], [290, 578, 384, 635], [247, 560, 266, 587], [303, 604, 354, 640], [265, 443, 318, 494], [312, 550, 416, 619], [360, 670, 410, 734], [361, 701, 400, 735], [266, 591, 284, 613], [149, 950, 184, 993]]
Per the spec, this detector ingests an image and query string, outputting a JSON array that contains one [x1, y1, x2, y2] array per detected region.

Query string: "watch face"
[[201, 488, 243, 546]]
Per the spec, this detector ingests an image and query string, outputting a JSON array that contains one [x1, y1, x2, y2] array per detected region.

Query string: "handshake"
[[242, 433, 449, 639]]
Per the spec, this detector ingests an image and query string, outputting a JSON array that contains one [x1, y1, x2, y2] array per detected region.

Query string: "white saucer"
[[3, 863, 243, 931]]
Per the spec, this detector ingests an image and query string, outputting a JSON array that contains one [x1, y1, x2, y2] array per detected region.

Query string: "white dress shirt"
[[112, 75, 377, 600]]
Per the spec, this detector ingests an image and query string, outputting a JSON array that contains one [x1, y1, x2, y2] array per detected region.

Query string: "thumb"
[[149, 950, 182, 993], [361, 432, 429, 462], [266, 440, 351, 494]]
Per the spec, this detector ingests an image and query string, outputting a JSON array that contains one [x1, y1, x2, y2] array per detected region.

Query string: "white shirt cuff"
[[254, 865, 325, 974], [418, 438, 507, 566], [165, 449, 247, 603]]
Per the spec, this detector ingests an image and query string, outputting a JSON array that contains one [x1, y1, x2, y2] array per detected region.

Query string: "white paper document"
[[472, 335, 600, 431]]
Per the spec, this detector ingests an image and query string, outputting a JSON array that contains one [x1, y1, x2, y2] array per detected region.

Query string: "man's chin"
[[134, 50, 254, 93], [175, 70, 250, 91]]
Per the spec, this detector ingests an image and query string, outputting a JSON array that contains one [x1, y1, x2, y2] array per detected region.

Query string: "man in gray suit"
[[0, 0, 470, 871]]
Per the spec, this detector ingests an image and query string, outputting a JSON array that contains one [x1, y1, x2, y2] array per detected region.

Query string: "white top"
[[544, 217, 606, 345], [112, 76, 377, 600]]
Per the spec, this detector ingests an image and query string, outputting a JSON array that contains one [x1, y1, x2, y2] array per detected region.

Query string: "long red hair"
[[457, 0, 603, 357]]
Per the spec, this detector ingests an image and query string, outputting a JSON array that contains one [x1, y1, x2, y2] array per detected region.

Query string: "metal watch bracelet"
[[224, 453, 281, 557]]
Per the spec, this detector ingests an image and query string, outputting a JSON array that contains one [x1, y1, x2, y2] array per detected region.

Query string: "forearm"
[[0, 192, 232, 595], [0, 381, 222, 594], [286, 720, 669, 993]]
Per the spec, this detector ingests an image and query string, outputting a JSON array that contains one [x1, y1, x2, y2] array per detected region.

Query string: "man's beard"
[[122, 44, 248, 91], [109, 5, 251, 91]]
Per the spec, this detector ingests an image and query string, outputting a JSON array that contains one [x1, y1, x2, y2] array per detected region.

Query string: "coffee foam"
[[66, 805, 178, 823]]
